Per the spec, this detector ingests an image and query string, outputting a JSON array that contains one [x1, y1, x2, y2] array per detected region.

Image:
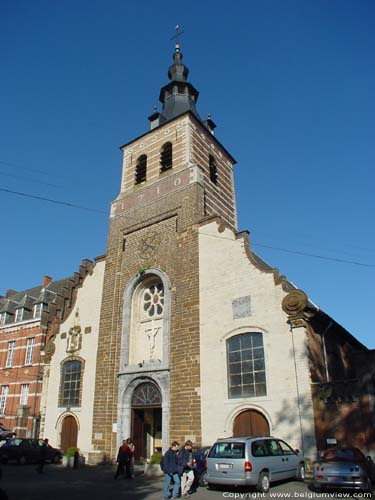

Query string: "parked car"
[[192, 446, 211, 487], [0, 424, 16, 440], [0, 438, 62, 465], [313, 447, 375, 492], [206, 436, 305, 492]]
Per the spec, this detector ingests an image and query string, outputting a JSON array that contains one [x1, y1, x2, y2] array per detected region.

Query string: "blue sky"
[[1, 0, 374, 348]]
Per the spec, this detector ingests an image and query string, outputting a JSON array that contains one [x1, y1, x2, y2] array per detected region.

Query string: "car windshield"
[[7, 438, 23, 446], [322, 448, 365, 462], [209, 442, 245, 459]]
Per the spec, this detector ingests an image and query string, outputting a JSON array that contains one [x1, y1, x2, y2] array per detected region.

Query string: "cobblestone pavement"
[[0, 464, 372, 500]]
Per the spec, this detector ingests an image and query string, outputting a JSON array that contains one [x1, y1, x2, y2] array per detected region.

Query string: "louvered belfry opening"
[[160, 142, 173, 172], [135, 154, 147, 184], [209, 154, 218, 184]]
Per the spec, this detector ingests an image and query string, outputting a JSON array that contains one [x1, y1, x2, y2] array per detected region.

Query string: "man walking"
[[162, 441, 180, 500], [36, 438, 49, 473]]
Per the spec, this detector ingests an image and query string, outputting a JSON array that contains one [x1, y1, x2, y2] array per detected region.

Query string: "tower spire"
[[149, 26, 200, 128]]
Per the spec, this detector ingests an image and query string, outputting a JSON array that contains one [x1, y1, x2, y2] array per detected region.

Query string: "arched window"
[[209, 154, 218, 184], [227, 333, 266, 399], [59, 360, 82, 407], [131, 382, 162, 407], [135, 154, 147, 184], [129, 276, 165, 365], [160, 142, 173, 172]]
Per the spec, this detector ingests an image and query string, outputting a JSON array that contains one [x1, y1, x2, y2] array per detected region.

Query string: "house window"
[[160, 142, 173, 172], [20, 384, 29, 405], [15, 308, 23, 323], [33, 303, 43, 319], [0, 313, 6, 326], [25, 338, 35, 365], [209, 154, 218, 184], [5, 341, 16, 368], [60, 360, 81, 407], [227, 332, 266, 398], [0, 386, 9, 415], [135, 154, 147, 184]]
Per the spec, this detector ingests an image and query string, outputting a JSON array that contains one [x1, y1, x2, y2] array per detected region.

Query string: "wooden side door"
[[60, 416, 78, 452], [233, 410, 270, 437]]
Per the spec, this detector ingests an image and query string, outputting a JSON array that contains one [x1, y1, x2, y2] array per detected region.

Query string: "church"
[[31, 39, 374, 466], [85, 40, 373, 465]]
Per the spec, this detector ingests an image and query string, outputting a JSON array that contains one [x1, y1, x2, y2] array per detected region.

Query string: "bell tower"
[[91, 37, 237, 462]]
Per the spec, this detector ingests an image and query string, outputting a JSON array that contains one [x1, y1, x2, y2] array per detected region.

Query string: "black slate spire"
[[150, 34, 201, 129]]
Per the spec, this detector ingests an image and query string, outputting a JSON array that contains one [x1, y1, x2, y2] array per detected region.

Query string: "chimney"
[[6, 289, 17, 298], [42, 276, 52, 288]]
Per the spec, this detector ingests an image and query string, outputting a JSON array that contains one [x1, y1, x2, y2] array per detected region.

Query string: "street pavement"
[[0, 463, 371, 500]]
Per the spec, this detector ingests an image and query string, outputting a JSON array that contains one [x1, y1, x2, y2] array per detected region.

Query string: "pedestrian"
[[162, 441, 180, 500], [126, 438, 135, 478], [36, 438, 49, 473], [177, 440, 194, 498], [114, 439, 132, 479]]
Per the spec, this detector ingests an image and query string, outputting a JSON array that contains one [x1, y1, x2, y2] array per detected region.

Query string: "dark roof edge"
[[119, 111, 237, 165]]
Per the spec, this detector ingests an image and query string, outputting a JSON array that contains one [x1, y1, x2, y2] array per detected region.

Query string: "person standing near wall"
[[177, 440, 194, 498], [114, 439, 131, 480], [162, 441, 180, 500], [126, 438, 136, 478]]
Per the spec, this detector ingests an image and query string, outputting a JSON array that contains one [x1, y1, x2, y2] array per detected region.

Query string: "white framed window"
[[0, 386, 9, 415], [227, 332, 267, 399], [15, 308, 23, 322], [5, 341, 16, 368], [25, 338, 35, 365], [33, 303, 43, 319], [0, 313, 6, 326], [20, 384, 29, 405]]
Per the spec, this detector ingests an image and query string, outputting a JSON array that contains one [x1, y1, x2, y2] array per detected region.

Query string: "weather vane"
[[170, 24, 184, 45]]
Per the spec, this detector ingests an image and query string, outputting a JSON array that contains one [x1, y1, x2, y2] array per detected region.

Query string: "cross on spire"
[[170, 24, 184, 48]]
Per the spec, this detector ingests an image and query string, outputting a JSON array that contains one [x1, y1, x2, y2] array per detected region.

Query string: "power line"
[[0, 171, 62, 189], [252, 242, 375, 268], [0, 188, 107, 215], [1, 187, 373, 267]]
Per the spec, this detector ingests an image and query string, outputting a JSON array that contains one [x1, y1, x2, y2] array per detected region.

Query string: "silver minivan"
[[206, 436, 305, 492]]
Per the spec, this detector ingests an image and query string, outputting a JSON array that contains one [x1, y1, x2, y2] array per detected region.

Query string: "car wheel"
[[18, 455, 27, 465], [207, 483, 217, 491], [364, 477, 373, 494], [199, 471, 208, 487], [52, 454, 61, 464], [297, 462, 306, 481], [257, 471, 270, 493]]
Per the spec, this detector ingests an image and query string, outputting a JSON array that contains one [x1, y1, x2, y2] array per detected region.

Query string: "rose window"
[[143, 283, 164, 317]]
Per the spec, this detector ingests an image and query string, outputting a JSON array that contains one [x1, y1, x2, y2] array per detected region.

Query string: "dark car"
[[0, 424, 16, 440], [0, 438, 62, 465], [192, 446, 211, 487], [313, 447, 375, 492]]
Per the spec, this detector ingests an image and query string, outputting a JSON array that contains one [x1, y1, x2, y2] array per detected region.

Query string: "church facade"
[[87, 41, 374, 465]]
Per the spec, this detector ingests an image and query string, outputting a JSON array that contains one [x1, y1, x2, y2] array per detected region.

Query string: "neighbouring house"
[[0, 260, 94, 440], [40, 255, 105, 461]]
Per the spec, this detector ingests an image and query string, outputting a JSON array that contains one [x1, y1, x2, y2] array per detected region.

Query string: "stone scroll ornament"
[[281, 290, 308, 318]]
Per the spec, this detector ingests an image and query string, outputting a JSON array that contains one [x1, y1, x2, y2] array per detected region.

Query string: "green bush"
[[149, 452, 162, 464], [66, 447, 79, 458]]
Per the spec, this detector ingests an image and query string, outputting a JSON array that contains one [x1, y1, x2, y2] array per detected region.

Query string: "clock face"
[[139, 232, 161, 258]]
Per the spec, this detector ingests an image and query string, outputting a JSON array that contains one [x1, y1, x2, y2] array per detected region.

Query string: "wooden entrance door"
[[233, 410, 270, 437], [60, 415, 78, 452]]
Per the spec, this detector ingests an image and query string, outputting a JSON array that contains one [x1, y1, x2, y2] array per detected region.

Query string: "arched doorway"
[[233, 409, 270, 437], [60, 415, 78, 452], [131, 382, 162, 460]]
